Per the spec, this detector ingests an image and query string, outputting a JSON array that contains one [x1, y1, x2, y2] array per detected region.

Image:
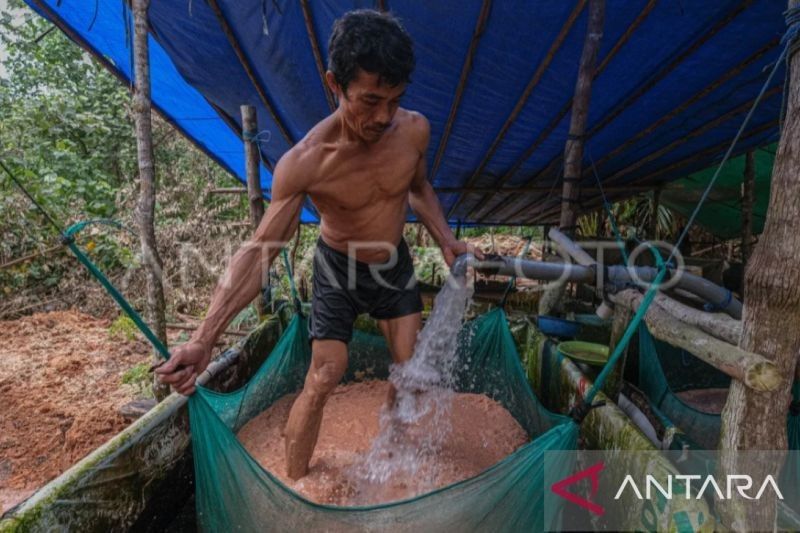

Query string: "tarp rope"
[[571, 8, 799, 421]]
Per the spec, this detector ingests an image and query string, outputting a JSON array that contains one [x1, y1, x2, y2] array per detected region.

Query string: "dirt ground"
[[238, 380, 529, 506], [0, 310, 153, 514]]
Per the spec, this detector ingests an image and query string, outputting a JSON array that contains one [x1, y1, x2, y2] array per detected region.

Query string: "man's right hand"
[[155, 340, 212, 396]]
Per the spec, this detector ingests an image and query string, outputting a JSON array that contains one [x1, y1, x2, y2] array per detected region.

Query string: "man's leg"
[[284, 339, 348, 479], [378, 312, 422, 406]]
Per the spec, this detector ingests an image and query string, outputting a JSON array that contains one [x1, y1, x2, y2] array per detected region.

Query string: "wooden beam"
[[559, 0, 605, 236], [610, 289, 781, 392], [585, 38, 779, 176], [211, 187, 248, 194], [526, 118, 779, 224], [445, 0, 587, 219], [741, 149, 755, 265], [653, 292, 741, 345], [489, 0, 764, 219], [242, 105, 267, 316], [207, 0, 294, 146], [485, 0, 658, 198], [132, 0, 168, 398], [429, 0, 492, 182], [502, 43, 780, 223], [300, 0, 336, 112], [603, 87, 780, 187]]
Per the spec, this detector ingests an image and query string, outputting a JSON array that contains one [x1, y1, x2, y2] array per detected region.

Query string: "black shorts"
[[309, 237, 423, 343]]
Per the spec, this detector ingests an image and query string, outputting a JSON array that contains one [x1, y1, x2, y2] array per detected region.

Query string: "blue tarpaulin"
[[24, 1, 786, 226]]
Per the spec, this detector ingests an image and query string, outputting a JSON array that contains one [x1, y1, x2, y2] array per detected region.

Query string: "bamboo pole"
[[609, 289, 781, 392], [741, 150, 755, 265], [132, 0, 168, 399]]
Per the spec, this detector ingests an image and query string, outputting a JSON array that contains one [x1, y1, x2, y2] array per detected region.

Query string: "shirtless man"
[[157, 9, 479, 480]]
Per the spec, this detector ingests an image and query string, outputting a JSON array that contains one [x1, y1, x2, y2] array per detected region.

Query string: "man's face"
[[328, 69, 406, 144]]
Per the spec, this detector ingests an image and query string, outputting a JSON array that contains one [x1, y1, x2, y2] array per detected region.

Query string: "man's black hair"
[[328, 9, 414, 94]]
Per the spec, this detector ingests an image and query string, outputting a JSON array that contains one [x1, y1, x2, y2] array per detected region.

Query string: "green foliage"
[[0, 2, 137, 287], [121, 362, 153, 398], [109, 315, 138, 341], [0, 1, 251, 314]]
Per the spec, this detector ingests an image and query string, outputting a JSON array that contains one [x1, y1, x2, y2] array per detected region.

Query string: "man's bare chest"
[[308, 145, 419, 211]]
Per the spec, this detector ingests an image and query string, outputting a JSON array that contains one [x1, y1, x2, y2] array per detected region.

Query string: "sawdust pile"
[[0, 310, 152, 513], [238, 380, 528, 506]]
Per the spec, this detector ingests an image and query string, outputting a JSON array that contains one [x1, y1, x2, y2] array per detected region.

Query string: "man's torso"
[[295, 109, 424, 263]]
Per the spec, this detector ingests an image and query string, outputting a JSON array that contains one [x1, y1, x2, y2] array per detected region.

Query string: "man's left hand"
[[441, 239, 485, 268]]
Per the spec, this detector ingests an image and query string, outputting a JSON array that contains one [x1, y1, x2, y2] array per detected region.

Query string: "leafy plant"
[[121, 362, 153, 398], [108, 315, 138, 341]]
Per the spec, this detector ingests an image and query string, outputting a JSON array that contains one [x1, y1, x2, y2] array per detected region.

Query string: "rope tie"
[[243, 129, 272, 145], [569, 400, 606, 423]]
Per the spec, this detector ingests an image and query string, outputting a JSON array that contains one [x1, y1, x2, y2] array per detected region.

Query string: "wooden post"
[[241, 105, 267, 315], [719, 3, 800, 527], [132, 0, 168, 399], [540, 0, 604, 317], [603, 303, 632, 401], [609, 290, 780, 392], [741, 150, 755, 266], [558, 0, 605, 237], [648, 186, 662, 240]]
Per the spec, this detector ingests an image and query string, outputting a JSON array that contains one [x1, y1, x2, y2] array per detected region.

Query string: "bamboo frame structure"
[[524, 113, 779, 224], [501, 41, 779, 224], [610, 289, 781, 392], [558, 0, 605, 235], [468, 0, 657, 223], [207, 0, 294, 146], [445, 0, 587, 219], [429, 0, 492, 182], [300, 0, 336, 112]]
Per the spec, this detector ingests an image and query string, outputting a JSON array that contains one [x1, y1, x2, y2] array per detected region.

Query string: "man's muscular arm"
[[407, 114, 482, 266], [157, 152, 308, 394]]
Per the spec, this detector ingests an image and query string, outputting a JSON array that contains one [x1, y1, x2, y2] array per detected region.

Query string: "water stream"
[[350, 275, 473, 503]]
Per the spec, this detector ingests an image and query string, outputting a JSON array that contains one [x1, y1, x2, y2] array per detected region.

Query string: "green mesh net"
[[188, 308, 577, 532], [638, 324, 730, 449], [637, 324, 800, 519]]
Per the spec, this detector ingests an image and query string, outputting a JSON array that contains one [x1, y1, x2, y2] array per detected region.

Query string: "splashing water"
[[350, 274, 474, 503]]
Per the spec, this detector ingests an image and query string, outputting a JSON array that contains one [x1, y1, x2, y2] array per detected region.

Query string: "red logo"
[[551, 461, 605, 516]]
